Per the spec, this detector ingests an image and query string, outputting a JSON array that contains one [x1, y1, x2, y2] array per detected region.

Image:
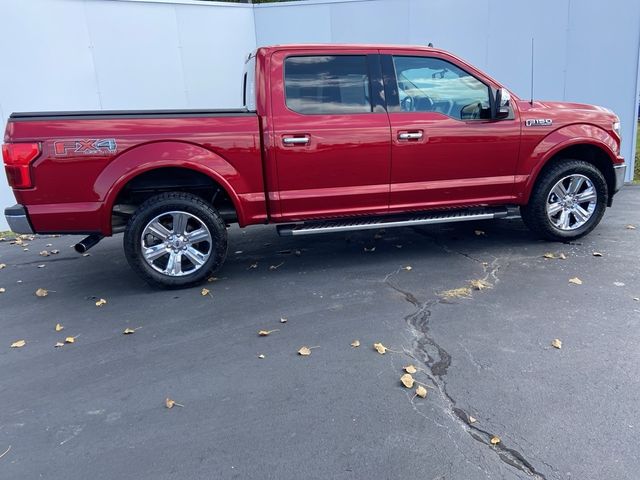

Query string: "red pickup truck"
[[3, 44, 626, 288]]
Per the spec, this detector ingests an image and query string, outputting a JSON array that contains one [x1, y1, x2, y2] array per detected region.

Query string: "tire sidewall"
[[124, 193, 227, 288]]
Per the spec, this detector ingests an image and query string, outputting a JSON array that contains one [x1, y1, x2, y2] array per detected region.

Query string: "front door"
[[382, 52, 521, 213], [269, 50, 391, 221]]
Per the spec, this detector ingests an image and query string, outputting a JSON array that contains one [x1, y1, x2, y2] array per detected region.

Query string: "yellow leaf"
[[207, 277, 218, 283], [440, 287, 472, 299], [258, 354, 265, 359], [592, 252, 603, 257], [469, 279, 492, 291], [35, 288, 48, 297], [39, 250, 50, 257], [297, 346, 313, 356], [558, 253, 567, 260], [350, 340, 360, 348], [200, 288, 210, 296], [280, 317, 288, 323], [551, 338, 562, 349], [569, 277, 583, 285], [543, 252, 556, 259], [0, 263, 6, 269], [403, 365, 417, 374], [123, 328, 136, 335], [165, 398, 184, 409], [258, 329, 279, 337], [490, 435, 501, 445], [373, 342, 387, 354], [55, 323, 64, 332], [11, 340, 26, 348], [400, 373, 415, 388], [95, 298, 107, 307], [65, 336, 76, 344], [469, 416, 477, 424], [54, 342, 64, 348], [626, 224, 636, 230], [415, 385, 427, 398]]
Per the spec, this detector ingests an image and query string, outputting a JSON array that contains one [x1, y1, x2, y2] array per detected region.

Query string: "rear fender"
[[97, 141, 244, 234]]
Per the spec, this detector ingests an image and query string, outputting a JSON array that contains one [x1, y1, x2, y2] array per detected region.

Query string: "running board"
[[277, 207, 509, 237]]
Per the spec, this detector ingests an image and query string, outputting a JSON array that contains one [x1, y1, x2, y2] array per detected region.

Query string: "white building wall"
[[0, 0, 639, 230]]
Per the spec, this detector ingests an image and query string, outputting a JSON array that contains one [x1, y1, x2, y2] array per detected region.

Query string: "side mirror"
[[494, 88, 511, 119]]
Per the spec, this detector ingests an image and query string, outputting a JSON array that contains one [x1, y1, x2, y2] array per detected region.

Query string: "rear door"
[[268, 49, 391, 221], [382, 51, 521, 212]]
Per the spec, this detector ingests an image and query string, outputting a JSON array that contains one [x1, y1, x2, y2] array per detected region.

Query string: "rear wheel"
[[521, 160, 608, 241], [124, 192, 227, 288]]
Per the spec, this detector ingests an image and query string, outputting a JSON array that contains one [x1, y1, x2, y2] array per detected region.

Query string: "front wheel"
[[123, 192, 228, 288], [520, 159, 608, 241]]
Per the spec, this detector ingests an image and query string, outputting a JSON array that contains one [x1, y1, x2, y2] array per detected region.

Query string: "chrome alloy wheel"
[[546, 174, 597, 231], [140, 211, 212, 276]]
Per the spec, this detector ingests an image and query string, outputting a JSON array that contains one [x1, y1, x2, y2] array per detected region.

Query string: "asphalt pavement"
[[1, 188, 639, 480]]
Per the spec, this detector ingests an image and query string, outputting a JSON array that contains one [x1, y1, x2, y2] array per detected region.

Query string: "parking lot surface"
[[1, 188, 639, 480]]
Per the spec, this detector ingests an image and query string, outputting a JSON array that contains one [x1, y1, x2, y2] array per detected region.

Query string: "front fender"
[[97, 141, 245, 234], [519, 124, 619, 201]]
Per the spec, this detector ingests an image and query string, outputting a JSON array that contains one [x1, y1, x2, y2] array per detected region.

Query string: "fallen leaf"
[[613, 281, 625, 287], [592, 252, 603, 257], [280, 317, 288, 323], [440, 287, 472, 299], [65, 336, 76, 344], [35, 288, 48, 297], [404, 266, 412, 271], [50, 249, 60, 254], [269, 262, 284, 270], [403, 365, 417, 374], [468, 416, 477, 424], [551, 338, 562, 349], [248, 262, 258, 270], [0, 288, 5, 293], [39, 250, 50, 257], [95, 298, 107, 307], [200, 288, 210, 296], [490, 436, 501, 445], [165, 398, 184, 409], [395, 244, 403, 249], [297, 346, 312, 356], [633, 297, 639, 302], [350, 340, 360, 348], [37, 264, 45, 268], [568, 277, 582, 285], [558, 253, 567, 260], [258, 354, 265, 359], [415, 385, 428, 398], [82, 253, 90, 257], [474, 230, 485, 236], [400, 373, 415, 388], [54, 342, 64, 348], [373, 342, 387, 354], [258, 329, 279, 337], [543, 252, 556, 259], [364, 247, 376, 252], [207, 276, 218, 283], [10, 340, 26, 348], [626, 224, 636, 230], [0, 263, 6, 269], [46, 243, 52, 247], [123, 328, 136, 335], [469, 279, 492, 291], [55, 323, 64, 332]]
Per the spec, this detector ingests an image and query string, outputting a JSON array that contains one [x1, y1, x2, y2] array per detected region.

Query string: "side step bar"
[[277, 207, 509, 237]]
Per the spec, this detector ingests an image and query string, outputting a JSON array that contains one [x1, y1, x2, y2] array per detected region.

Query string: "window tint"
[[392, 56, 490, 120], [285, 56, 372, 114]]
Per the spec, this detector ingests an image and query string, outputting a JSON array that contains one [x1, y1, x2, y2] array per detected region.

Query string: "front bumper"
[[613, 163, 627, 193], [5, 204, 34, 234]]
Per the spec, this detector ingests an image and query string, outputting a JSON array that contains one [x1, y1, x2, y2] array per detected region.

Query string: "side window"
[[284, 56, 372, 115], [392, 56, 491, 120]]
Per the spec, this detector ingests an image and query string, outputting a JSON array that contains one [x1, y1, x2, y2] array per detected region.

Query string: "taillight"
[[2, 142, 41, 188]]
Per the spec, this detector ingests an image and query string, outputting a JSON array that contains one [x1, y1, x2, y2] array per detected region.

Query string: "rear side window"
[[284, 56, 372, 115]]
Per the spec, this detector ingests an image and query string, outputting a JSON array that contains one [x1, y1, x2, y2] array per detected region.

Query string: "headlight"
[[613, 120, 621, 138]]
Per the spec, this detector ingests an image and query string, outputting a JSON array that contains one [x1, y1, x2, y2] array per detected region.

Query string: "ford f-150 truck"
[[3, 44, 626, 288]]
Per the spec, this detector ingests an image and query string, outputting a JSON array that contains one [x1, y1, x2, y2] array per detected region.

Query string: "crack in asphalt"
[[383, 244, 552, 479]]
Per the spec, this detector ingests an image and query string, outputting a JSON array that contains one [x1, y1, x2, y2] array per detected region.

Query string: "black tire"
[[520, 159, 608, 241], [123, 192, 227, 289]]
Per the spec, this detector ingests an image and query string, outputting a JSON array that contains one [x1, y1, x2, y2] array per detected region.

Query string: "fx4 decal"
[[54, 138, 117, 156], [525, 119, 553, 127]]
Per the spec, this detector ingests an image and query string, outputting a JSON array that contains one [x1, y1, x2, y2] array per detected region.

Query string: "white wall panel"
[[0, 0, 638, 231]]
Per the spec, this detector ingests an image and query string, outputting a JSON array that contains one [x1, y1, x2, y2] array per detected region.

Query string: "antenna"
[[530, 38, 535, 105]]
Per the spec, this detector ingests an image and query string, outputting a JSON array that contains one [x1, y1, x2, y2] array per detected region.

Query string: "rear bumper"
[[4, 204, 34, 234], [613, 163, 626, 193]]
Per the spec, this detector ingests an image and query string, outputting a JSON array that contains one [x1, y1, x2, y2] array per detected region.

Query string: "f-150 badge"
[[525, 119, 553, 127], [54, 139, 117, 156]]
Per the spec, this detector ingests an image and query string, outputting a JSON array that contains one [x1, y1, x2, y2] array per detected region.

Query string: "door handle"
[[283, 136, 310, 146], [398, 131, 423, 140]]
